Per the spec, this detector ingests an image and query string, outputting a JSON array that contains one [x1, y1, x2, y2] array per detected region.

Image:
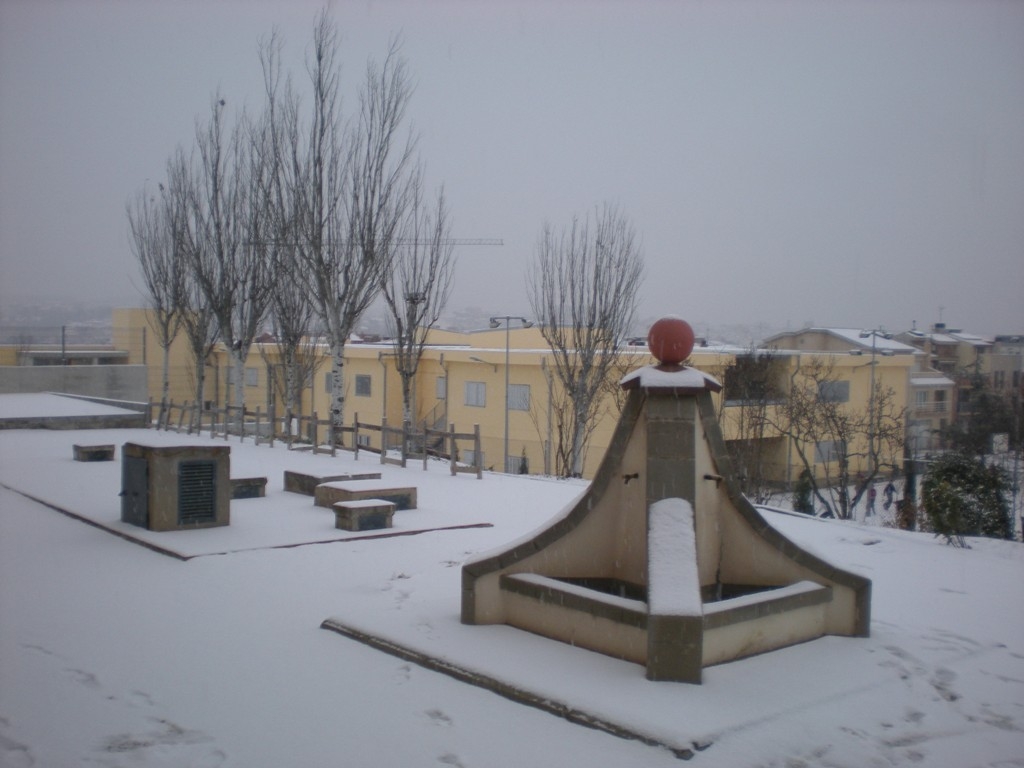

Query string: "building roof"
[[762, 328, 919, 355], [901, 328, 993, 348]]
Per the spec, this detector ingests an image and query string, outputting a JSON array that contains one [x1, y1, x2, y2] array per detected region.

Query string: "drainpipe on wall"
[[378, 352, 389, 424], [440, 353, 449, 431], [541, 357, 553, 476]]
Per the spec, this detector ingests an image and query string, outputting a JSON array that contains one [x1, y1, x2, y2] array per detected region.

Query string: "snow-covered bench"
[[283, 469, 381, 496], [230, 476, 267, 499], [314, 480, 417, 511], [333, 499, 396, 531], [73, 443, 115, 462]]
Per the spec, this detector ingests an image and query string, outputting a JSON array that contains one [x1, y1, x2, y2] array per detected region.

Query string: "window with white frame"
[[436, 376, 447, 400], [355, 374, 371, 397], [464, 381, 486, 407], [245, 367, 259, 387], [508, 383, 530, 411]]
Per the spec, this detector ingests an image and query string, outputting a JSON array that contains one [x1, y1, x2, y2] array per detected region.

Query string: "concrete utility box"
[[121, 442, 230, 531]]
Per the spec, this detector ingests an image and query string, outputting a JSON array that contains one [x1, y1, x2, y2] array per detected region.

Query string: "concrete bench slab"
[[334, 499, 396, 531], [73, 444, 115, 462], [315, 480, 417, 511], [283, 470, 382, 496], [231, 476, 267, 499]]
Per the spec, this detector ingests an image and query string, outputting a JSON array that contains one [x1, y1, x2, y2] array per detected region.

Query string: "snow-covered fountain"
[[461, 317, 870, 683]]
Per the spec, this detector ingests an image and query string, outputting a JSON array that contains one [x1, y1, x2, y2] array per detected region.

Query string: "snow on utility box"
[[121, 441, 230, 531]]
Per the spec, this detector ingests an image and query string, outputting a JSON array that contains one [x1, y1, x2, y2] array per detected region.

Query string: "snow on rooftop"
[[1, 401, 1022, 767], [0, 392, 140, 419], [822, 328, 918, 353]]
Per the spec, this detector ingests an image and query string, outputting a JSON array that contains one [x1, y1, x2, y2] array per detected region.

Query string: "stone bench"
[[283, 470, 382, 496], [314, 480, 417, 511], [333, 499, 396, 531], [73, 444, 115, 462], [230, 476, 267, 499]]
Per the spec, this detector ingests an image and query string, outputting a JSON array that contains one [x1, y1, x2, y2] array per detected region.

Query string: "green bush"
[[921, 451, 1012, 545]]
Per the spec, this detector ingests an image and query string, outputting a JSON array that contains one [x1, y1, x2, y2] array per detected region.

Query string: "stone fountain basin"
[[499, 573, 833, 669]]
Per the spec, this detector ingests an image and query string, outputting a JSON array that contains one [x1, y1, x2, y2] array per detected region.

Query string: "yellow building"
[[112, 310, 921, 483]]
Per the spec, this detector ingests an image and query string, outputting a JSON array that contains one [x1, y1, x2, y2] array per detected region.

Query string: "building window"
[[436, 376, 447, 400], [465, 381, 486, 407], [508, 383, 530, 411], [815, 439, 846, 464], [355, 374, 371, 397], [507, 453, 529, 474], [915, 390, 928, 408], [245, 367, 259, 387], [818, 380, 850, 403]]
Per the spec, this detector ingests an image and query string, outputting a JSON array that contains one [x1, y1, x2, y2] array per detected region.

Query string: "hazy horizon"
[[2, 1, 1022, 337]]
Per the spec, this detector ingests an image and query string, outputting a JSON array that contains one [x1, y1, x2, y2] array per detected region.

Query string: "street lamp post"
[[490, 315, 532, 473]]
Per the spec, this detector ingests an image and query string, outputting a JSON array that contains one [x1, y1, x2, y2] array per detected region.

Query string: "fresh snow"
[[647, 497, 702, 616], [0, 392, 140, 418], [619, 365, 721, 391], [1, 396, 1023, 767]]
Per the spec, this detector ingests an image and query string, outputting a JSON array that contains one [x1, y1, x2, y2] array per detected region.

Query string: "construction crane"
[[247, 238, 503, 248]]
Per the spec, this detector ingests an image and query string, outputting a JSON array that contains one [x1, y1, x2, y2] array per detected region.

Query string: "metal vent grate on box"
[[178, 460, 217, 524]]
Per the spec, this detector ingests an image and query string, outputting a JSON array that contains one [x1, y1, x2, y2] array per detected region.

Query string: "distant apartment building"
[[763, 327, 956, 456], [114, 310, 935, 486], [897, 322, 1022, 436]]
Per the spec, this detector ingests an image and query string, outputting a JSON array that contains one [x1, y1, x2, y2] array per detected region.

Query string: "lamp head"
[[489, 318, 501, 329]]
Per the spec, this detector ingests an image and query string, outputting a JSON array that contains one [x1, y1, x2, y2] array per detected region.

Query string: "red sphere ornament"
[[647, 316, 695, 366]]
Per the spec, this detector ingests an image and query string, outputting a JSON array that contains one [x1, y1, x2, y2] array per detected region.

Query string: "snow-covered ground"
[[1, 396, 1022, 767]]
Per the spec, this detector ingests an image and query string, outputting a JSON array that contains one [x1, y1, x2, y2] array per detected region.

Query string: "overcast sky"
[[1, 0, 1022, 336]]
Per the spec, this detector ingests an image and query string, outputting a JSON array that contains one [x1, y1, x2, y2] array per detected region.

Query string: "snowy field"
[[1, 396, 1022, 767]]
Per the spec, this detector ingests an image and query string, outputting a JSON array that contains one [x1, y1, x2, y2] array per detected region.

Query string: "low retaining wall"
[[0, 365, 148, 401]]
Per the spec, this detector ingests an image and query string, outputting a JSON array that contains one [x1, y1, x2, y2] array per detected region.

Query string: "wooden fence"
[[148, 399, 483, 478]]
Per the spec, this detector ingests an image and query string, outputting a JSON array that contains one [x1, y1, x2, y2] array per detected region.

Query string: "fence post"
[[329, 416, 336, 458], [380, 418, 387, 465], [176, 401, 187, 433], [474, 424, 482, 479], [310, 412, 318, 453], [423, 425, 429, 471], [450, 423, 457, 476], [353, 412, 360, 460]]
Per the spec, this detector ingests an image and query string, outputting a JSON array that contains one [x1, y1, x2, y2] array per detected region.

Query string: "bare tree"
[[254, 34, 320, 434], [187, 95, 276, 413], [719, 348, 785, 503], [127, 182, 184, 423], [292, 13, 416, 437], [527, 202, 645, 477], [380, 179, 455, 425], [767, 356, 904, 519], [164, 148, 220, 426]]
